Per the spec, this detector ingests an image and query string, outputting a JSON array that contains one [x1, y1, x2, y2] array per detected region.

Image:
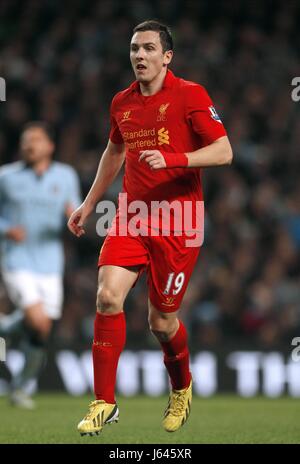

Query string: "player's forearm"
[[186, 136, 233, 168], [140, 137, 233, 170], [83, 143, 125, 207]]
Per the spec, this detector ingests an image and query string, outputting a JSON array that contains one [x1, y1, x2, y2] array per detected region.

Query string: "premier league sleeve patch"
[[209, 105, 222, 123]]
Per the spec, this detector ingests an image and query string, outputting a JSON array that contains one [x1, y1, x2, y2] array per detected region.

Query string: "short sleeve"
[[109, 95, 124, 145], [64, 167, 82, 208], [184, 84, 227, 145]]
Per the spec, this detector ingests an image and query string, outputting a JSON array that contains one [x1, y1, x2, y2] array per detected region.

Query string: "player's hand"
[[139, 150, 189, 169], [64, 203, 76, 219], [67, 202, 94, 238], [5, 226, 26, 242], [139, 150, 167, 170]]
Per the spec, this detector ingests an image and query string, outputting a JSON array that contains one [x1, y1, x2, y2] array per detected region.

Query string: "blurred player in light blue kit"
[[0, 122, 81, 408]]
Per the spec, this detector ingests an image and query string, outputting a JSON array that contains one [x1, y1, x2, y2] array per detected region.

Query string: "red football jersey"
[[109, 69, 226, 231]]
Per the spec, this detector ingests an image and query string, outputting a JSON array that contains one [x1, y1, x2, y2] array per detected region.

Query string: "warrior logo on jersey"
[[157, 103, 170, 121], [209, 106, 222, 123], [121, 110, 131, 122]]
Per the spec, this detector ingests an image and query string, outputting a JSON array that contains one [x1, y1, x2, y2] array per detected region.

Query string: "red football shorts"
[[98, 220, 200, 313]]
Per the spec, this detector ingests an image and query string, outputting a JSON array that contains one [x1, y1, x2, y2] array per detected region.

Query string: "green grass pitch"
[[0, 394, 299, 444]]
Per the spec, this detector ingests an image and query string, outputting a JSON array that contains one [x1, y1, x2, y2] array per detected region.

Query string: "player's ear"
[[48, 140, 55, 157], [163, 50, 173, 66]]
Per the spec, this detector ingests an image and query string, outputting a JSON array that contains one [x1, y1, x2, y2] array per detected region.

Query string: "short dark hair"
[[133, 20, 173, 53], [21, 121, 55, 142]]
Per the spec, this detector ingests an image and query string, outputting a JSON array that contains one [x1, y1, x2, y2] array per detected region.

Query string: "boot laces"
[[169, 391, 186, 417], [85, 400, 105, 420]]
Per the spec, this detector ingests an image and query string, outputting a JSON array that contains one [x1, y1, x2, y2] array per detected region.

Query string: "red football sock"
[[159, 320, 192, 390], [92, 311, 126, 404]]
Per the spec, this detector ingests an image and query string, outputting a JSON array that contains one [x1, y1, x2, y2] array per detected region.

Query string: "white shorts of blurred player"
[[2, 270, 63, 320]]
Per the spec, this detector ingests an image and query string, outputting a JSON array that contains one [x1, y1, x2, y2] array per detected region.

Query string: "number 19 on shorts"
[[163, 272, 185, 295]]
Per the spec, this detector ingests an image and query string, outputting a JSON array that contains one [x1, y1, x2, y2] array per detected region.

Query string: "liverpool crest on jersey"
[[157, 103, 170, 121]]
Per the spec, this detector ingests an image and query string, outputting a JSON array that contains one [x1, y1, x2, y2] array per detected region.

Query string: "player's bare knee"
[[96, 287, 122, 314], [25, 316, 51, 342], [35, 317, 51, 339], [150, 328, 171, 342], [149, 319, 175, 342], [25, 310, 51, 337], [40, 320, 52, 338], [149, 312, 179, 341]]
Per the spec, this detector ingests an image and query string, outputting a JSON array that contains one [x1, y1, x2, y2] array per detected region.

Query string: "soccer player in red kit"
[[68, 20, 233, 435]]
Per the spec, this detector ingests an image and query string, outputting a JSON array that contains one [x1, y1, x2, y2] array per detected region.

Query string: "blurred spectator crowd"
[[0, 0, 299, 350]]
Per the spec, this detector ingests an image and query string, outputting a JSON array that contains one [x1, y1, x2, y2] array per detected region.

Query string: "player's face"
[[20, 128, 54, 164], [130, 31, 173, 83]]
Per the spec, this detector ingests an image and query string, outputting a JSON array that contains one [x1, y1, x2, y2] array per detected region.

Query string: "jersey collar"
[[130, 69, 176, 94]]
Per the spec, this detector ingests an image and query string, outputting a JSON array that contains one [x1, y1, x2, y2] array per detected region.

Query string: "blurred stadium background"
[[0, 0, 300, 400]]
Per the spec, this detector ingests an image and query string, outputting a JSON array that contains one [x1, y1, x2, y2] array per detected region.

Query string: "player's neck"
[[31, 158, 52, 176], [139, 67, 168, 96]]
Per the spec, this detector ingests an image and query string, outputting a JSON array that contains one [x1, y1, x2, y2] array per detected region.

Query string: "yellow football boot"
[[77, 400, 119, 436], [162, 380, 192, 432]]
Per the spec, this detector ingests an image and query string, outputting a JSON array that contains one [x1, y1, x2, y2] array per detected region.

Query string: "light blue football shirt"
[[0, 161, 81, 274]]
